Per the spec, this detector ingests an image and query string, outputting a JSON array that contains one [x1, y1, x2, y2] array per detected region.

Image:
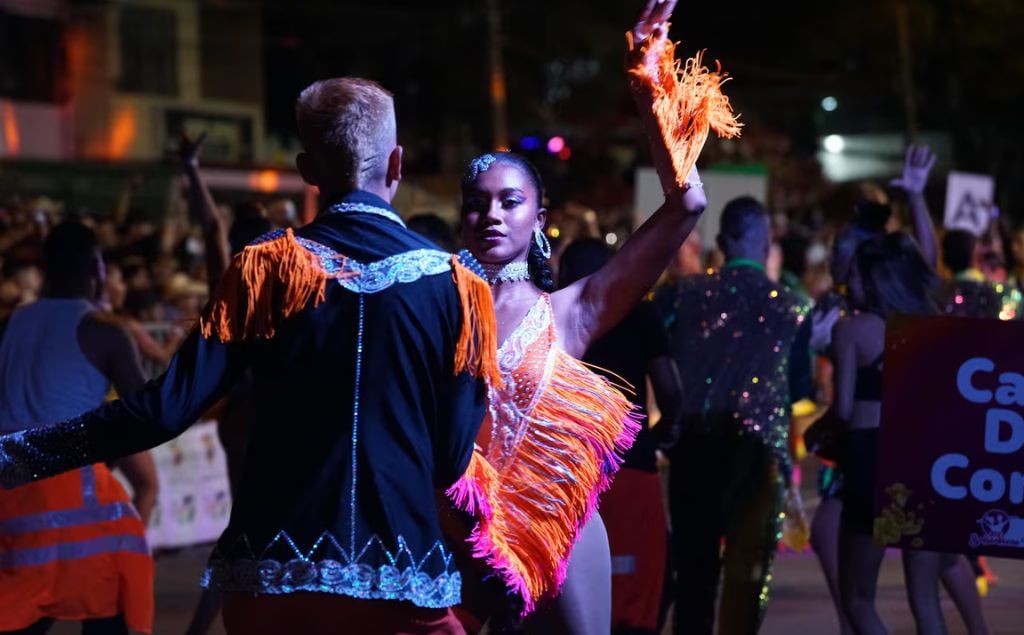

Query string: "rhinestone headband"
[[464, 153, 498, 184]]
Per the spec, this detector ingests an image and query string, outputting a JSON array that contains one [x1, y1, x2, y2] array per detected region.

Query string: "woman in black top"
[[834, 233, 988, 635]]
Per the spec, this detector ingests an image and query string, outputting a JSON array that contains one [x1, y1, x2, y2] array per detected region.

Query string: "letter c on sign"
[[957, 358, 994, 404], [931, 453, 969, 500]]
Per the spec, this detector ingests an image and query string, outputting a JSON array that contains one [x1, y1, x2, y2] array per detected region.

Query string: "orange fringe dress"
[[447, 294, 641, 615], [448, 26, 742, 616]]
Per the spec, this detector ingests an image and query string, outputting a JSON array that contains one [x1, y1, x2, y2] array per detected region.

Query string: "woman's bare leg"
[[902, 549, 948, 635], [526, 513, 612, 635], [811, 497, 854, 635], [838, 528, 888, 635], [939, 554, 989, 635]]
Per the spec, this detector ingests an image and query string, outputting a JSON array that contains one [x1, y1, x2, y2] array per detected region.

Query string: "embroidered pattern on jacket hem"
[[200, 531, 461, 609]]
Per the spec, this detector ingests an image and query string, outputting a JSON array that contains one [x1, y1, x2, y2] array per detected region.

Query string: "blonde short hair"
[[295, 78, 396, 189]]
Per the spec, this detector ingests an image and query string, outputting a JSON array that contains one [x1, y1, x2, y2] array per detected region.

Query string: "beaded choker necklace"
[[482, 261, 530, 285], [457, 249, 531, 286]]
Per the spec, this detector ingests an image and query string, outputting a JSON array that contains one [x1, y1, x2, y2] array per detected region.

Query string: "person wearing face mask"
[[444, 2, 740, 632]]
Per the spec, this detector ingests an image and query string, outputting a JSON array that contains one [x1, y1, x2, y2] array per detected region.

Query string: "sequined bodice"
[[482, 294, 555, 467], [452, 292, 640, 610]]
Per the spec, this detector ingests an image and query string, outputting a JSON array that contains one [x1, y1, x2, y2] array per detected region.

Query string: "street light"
[[821, 96, 838, 112], [824, 134, 845, 154]]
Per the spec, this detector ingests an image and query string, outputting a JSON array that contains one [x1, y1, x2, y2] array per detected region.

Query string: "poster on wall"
[[875, 315, 1024, 558], [145, 421, 232, 550]]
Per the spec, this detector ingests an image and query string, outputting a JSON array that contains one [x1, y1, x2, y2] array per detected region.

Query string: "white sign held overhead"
[[944, 172, 995, 237], [634, 167, 768, 249]]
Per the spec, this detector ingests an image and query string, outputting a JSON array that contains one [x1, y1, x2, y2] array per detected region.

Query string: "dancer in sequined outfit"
[[444, 3, 741, 633], [0, 78, 499, 635], [450, 150, 699, 632], [656, 197, 812, 635]]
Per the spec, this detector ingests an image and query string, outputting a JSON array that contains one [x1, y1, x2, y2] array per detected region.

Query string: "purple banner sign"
[[875, 314, 1024, 559]]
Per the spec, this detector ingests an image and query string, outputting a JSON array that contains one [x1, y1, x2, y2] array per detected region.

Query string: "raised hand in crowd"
[[177, 130, 230, 291], [891, 143, 938, 268]]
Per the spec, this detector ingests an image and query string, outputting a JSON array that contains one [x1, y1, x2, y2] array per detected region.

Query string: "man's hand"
[[177, 130, 208, 172], [890, 144, 937, 195]]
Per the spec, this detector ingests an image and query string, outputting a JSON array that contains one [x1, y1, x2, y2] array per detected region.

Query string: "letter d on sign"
[[958, 357, 994, 404], [986, 408, 1024, 454]]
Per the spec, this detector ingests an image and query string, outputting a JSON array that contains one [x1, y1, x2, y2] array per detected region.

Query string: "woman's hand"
[[626, 0, 678, 106], [631, 0, 677, 45], [666, 167, 708, 215]]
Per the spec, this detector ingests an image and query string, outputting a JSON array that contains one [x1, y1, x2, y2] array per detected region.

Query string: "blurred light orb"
[[821, 96, 839, 112], [520, 136, 541, 151], [605, 232, 618, 245], [547, 136, 566, 154], [824, 134, 845, 154]]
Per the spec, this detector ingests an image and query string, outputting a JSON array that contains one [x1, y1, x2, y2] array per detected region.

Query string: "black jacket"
[[0, 190, 488, 609]]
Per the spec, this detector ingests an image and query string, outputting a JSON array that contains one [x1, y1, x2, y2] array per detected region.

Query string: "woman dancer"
[[834, 233, 988, 635], [809, 146, 939, 635], [446, 2, 741, 632]]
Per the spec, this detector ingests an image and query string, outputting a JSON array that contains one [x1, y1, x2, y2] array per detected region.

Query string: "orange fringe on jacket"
[[629, 30, 742, 187], [200, 229, 354, 343], [447, 352, 642, 615], [452, 255, 501, 384]]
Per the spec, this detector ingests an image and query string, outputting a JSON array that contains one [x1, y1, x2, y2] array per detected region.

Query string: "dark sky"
[[259, 0, 1024, 205]]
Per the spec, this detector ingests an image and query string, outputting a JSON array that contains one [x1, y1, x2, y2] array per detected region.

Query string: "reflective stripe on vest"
[[0, 466, 140, 535], [0, 534, 149, 568], [0, 465, 147, 568]]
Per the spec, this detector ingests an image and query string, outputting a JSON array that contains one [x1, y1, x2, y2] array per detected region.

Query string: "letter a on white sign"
[[945, 172, 995, 237]]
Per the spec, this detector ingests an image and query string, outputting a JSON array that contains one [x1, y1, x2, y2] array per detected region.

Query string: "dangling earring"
[[534, 226, 552, 259]]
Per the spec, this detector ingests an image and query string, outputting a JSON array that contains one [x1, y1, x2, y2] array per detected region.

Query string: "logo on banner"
[[970, 510, 1024, 549]]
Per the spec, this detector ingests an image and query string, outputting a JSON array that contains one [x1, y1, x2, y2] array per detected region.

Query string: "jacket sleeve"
[[434, 368, 489, 489], [0, 330, 246, 488]]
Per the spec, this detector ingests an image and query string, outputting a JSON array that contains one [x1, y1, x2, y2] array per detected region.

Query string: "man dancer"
[[0, 78, 497, 635], [0, 221, 157, 634], [658, 197, 811, 634]]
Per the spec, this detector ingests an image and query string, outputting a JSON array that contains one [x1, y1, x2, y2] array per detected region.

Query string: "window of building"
[[0, 10, 68, 103], [118, 6, 178, 95]]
